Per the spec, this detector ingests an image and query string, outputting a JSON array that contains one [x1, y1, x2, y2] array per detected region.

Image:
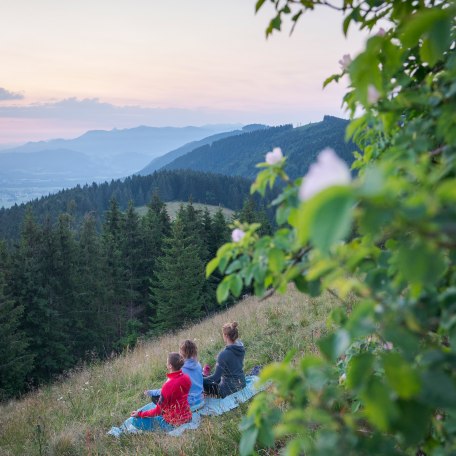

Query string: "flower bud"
[[299, 148, 351, 201], [338, 54, 352, 71], [265, 147, 283, 165], [367, 85, 380, 104], [231, 228, 245, 243]]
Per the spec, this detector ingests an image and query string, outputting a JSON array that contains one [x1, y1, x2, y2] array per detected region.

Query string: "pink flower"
[[231, 228, 245, 243], [299, 148, 351, 201], [383, 342, 393, 351], [265, 147, 283, 165], [367, 85, 380, 104], [377, 27, 386, 37], [338, 54, 352, 71]]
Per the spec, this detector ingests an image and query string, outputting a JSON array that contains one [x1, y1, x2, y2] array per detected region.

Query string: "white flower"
[[299, 148, 351, 201], [265, 147, 283, 165], [367, 84, 380, 104], [383, 342, 393, 351], [377, 27, 386, 37], [231, 228, 245, 243], [338, 54, 352, 71]]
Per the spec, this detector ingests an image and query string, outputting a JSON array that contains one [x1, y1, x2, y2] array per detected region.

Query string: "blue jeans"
[[130, 402, 174, 432]]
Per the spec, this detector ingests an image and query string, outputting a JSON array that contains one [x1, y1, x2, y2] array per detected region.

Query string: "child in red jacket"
[[130, 352, 192, 431]]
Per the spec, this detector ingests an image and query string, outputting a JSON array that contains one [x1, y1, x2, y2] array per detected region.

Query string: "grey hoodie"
[[205, 340, 246, 397]]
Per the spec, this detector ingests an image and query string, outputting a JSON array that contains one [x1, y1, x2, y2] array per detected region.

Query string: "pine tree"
[[12, 209, 73, 384], [151, 218, 205, 332], [142, 193, 171, 326], [76, 213, 111, 356], [101, 198, 127, 342], [0, 242, 33, 399]]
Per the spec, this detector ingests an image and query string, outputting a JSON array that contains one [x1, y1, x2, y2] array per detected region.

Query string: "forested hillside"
[[0, 170, 257, 242], [0, 193, 271, 399], [163, 116, 355, 179], [138, 125, 268, 176]]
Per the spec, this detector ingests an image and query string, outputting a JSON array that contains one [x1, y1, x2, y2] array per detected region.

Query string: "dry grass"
[[0, 287, 339, 456], [135, 201, 235, 220]]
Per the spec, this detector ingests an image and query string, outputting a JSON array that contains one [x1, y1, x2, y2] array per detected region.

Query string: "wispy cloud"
[[0, 87, 24, 101]]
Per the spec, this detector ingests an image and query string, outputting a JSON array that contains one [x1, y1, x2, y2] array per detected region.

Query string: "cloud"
[[0, 97, 220, 124], [0, 87, 24, 101]]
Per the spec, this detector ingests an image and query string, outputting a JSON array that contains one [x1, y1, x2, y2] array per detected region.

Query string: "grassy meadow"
[[135, 202, 235, 220], [0, 288, 339, 456]]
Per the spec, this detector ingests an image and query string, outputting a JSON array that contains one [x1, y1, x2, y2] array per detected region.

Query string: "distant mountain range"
[[158, 116, 355, 179], [0, 124, 241, 207]]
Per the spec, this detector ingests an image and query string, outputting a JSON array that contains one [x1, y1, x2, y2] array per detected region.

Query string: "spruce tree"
[[151, 218, 205, 332], [0, 242, 33, 399], [12, 209, 73, 384], [76, 213, 110, 356], [142, 193, 171, 326]]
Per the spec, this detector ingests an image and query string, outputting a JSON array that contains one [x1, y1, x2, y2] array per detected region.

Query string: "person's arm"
[[136, 402, 161, 418], [205, 353, 225, 383]]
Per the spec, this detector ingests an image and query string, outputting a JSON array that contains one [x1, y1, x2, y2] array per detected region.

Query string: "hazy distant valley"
[[0, 117, 353, 209], [0, 124, 241, 208]]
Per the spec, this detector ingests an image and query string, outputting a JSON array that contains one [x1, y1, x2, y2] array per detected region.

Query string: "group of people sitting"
[[129, 321, 246, 432]]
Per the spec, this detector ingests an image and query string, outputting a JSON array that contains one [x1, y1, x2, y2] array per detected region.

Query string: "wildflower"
[[231, 228, 245, 243], [338, 54, 352, 71], [377, 27, 386, 36], [265, 147, 283, 165], [367, 84, 380, 104], [383, 342, 393, 351], [299, 148, 351, 201]]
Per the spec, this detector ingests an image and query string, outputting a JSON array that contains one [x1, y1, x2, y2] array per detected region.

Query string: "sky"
[[0, 0, 368, 146]]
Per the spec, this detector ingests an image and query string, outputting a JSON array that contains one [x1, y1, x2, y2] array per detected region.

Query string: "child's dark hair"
[[180, 339, 198, 359], [222, 321, 239, 341], [167, 352, 184, 371]]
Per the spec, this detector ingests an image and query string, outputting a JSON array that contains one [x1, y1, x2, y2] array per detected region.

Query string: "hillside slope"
[[0, 288, 338, 455], [137, 126, 263, 176], [163, 116, 356, 179]]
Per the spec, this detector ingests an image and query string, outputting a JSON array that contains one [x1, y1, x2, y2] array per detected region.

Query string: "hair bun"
[[232, 321, 238, 328]]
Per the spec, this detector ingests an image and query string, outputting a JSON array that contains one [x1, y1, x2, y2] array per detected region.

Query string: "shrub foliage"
[[208, 1, 456, 454]]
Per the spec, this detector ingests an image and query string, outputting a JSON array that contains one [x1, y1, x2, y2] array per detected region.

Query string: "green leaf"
[[401, 8, 449, 48], [239, 424, 258, 456], [310, 189, 354, 253], [394, 400, 432, 446], [216, 277, 231, 303], [361, 377, 398, 432], [347, 353, 374, 392], [230, 274, 243, 297], [318, 329, 350, 362], [345, 300, 376, 339], [296, 186, 354, 250], [382, 353, 421, 399], [206, 257, 219, 278], [396, 241, 447, 288], [420, 370, 456, 408], [255, 0, 266, 13], [268, 248, 285, 273]]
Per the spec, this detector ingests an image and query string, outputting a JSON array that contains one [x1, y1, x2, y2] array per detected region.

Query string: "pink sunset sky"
[[0, 0, 368, 146]]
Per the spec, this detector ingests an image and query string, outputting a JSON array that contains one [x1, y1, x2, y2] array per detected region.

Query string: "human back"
[[180, 339, 204, 408], [203, 321, 246, 397]]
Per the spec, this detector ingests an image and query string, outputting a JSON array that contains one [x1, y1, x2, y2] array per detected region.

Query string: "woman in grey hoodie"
[[203, 321, 246, 398]]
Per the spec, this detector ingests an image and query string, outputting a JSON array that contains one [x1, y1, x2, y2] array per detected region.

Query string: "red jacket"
[[137, 370, 192, 426]]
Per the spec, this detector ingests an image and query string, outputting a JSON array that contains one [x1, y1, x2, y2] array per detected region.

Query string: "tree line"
[[0, 169, 258, 242], [0, 194, 270, 400]]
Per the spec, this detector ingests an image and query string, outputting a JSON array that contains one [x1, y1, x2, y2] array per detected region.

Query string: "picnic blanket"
[[107, 375, 266, 437]]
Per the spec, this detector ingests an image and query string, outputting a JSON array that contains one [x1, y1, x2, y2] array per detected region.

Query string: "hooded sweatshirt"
[[137, 370, 192, 426], [182, 358, 204, 407], [205, 340, 246, 398]]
